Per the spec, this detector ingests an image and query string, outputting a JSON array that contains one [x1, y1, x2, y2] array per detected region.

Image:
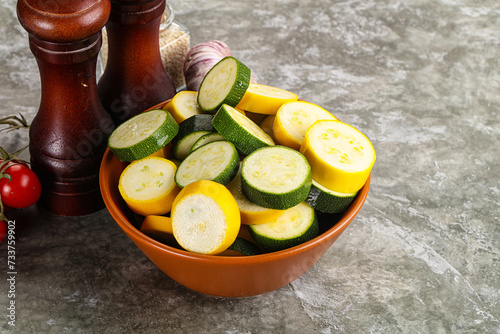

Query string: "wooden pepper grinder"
[[17, 0, 114, 216], [98, 0, 176, 125]]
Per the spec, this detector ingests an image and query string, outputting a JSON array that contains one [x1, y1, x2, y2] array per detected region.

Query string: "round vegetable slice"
[[224, 237, 261, 256], [175, 140, 239, 188], [163, 91, 203, 124], [118, 157, 180, 216], [172, 130, 211, 161], [183, 40, 234, 92], [108, 109, 179, 162], [241, 145, 311, 210], [300, 119, 376, 193], [140, 215, 175, 244], [236, 83, 298, 115], [176, 114, 214, 140], [171, 180, 241, 255], [197, 56, 251, 113], [273, 101, 336, 150], [189, 132, 226, 153], [306, 179, 357, 214], [172, 114, 215, 160], [249, 202, 318, 252], [212, 104, 275, 155], [226, 170, 285, 225]]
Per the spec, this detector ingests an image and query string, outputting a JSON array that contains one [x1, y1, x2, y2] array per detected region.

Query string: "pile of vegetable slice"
[[108, 55, 376, 256]]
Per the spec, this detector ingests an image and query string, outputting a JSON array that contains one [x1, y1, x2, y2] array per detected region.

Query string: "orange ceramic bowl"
[[99, 101, 370, 297]]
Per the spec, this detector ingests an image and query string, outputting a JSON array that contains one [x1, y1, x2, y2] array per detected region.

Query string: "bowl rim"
[[99, 100, 371, 265]]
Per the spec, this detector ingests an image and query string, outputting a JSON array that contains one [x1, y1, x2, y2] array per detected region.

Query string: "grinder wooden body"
[[17, 0, 113, 216], [98, 0, 176, 125]]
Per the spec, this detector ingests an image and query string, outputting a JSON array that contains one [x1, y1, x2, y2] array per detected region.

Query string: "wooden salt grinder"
[[17, 0, 114, 216], [98, 0, 176, 125]]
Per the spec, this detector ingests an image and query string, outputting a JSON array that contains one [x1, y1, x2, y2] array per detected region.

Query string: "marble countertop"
[[0, 0, 499, 333]]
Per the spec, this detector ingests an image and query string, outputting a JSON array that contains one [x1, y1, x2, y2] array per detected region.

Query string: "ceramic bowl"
[[99, 101, 370, 297]]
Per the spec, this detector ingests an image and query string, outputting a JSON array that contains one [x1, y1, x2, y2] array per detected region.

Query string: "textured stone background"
[[0, 0, 499, 333]]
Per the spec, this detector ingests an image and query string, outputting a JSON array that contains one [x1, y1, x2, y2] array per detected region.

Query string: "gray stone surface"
[[0, 0, 499, 333]]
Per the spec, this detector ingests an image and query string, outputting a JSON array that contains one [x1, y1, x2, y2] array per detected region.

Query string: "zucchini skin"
[[240, 146, 312, 210], [249, 209, 319, 252], [305, 183, 357, 214], [176, 114, 215, 140], [241, 176, 311, 210], [212, 153, 240, 186], [174, 141, 240, 188], [109, 110, 179, 162], [212, 104, 273, 155], [197, 56, 251, 113], [190, 132, 226, 153], [172, 130, 211, 161], [227, 237, 261, 256]]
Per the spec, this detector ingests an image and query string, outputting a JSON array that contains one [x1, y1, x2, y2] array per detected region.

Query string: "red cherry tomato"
[[0, 161, 41, 209]]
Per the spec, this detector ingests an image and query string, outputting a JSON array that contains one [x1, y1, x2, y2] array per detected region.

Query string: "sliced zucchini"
[[306, 179, 357, 214], [176, 114, 214, 140], [236, 83, 298, 115], [171, 180, 241, 255], [108, 109, 179, 162], [189, 132, 226, 153], [300, 119, 376, 193], [172, 114, 216, 160], [241, 145, 311, 210], [212, 104, 275, 155], [224, 237, 261, 256], [197, 56, 251, 113], [273, 101, 336, 150], [118, 157, 180, 216], [140, 215, 178, 246], [249, 202, 319, 252], [175, 140, 239, 188], [172, 130, 211, 161], [163, 90, 203, 124], [226, 170, 285, 225]]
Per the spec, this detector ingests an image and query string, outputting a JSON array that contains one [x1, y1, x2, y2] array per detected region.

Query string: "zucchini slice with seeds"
[[189, 132, 226, 153], [212, 104, 275, 155], [249, 202, 318, 252], [118, 157, 180, 216], [273, 101, 336, 151], [226, 169, 285, 225], [163, 91, 202, 124], [172, 114, 216, 160], [175, 140, 239, 188], [241, 145, 311, 210], [197, 56, 251, 113], [172, 130, 211, 161], [236, 83, 298, 115], [306, 179, 357, 214], [108, 109, 179, 162], [300, 119, 375, 193]]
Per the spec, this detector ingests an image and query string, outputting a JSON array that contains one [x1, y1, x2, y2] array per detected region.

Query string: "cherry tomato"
[[0, 161, 41, 209]]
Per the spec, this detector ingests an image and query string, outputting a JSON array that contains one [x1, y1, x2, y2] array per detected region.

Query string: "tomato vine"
[[0, 114, 41, 224]]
